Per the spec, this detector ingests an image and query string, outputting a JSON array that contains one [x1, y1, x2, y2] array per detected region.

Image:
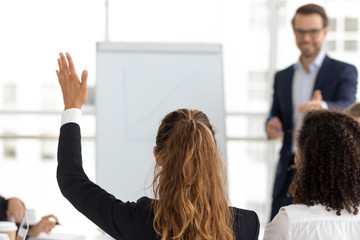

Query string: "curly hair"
[[152, 109, 234, 240], [289, 110, 360, 215]]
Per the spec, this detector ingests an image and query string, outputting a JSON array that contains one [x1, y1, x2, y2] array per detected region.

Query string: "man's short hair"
[[292, 4, 328, 28]]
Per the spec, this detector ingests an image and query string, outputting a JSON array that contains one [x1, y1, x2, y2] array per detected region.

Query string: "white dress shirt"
[[291, 50, 326, 153], [263, 204, 360, 240]]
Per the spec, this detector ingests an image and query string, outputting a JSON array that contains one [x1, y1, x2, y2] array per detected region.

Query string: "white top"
[[263, 204, 360, 240]]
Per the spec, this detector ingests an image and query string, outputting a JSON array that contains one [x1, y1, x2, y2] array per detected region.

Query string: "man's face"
[[293, 13, 328, 59]]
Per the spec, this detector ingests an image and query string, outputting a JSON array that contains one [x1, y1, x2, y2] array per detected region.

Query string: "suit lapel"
[[283, 67, 294, 129], [313, 55, 330, 90]]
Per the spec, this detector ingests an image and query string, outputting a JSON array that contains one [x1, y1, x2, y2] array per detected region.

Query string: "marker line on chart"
[[122, 70, 203, 141]]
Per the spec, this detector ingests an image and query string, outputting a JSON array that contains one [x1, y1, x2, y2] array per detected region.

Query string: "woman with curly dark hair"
[[264, 110, 360, 240]]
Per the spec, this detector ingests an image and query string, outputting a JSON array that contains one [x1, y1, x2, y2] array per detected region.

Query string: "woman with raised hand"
[[264, 110, 360, 240], [56, 52, 259, 240]]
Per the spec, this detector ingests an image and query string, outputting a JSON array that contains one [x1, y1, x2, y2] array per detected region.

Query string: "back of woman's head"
[[152, 109, 233, 240], [289, 110, 360, 215]]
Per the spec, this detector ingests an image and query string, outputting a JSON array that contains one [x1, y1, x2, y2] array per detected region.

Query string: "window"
[[3, 84, 16, 105], [0, 0, 102, 235], [86, 86, 96, 107], [345, 18, 358, 32], [41, 139, 57, 161], [248, 71, 270, 104], [328, 18, 337, 32], [41, 84, 57, 110], [3, 139, 16, 160], [344, 40, 358, 51], [324, 40, 336, 51]]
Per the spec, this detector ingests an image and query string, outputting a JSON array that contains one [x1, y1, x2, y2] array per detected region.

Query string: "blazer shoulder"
[[275, 65, 294, 80], [232, 207, 258, 218], [325, 56, 357, 71], [232, 207, 260, 240]]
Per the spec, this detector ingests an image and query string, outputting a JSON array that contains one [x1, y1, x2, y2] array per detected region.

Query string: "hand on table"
[[28, 214, 59, 237]]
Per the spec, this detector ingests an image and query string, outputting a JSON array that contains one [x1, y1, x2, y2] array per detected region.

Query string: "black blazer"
[[0, 196, 8, 220], [57, 123, 260, 240]]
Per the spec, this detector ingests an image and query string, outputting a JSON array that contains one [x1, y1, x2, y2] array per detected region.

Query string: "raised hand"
[[56, 52, 88, 110]]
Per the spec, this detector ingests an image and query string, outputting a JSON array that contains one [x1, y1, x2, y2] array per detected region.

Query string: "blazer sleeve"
[[0, 195, 8, 221], [252, 211, 260, 240], [57, 123, 155, 239], [234, 209, 260, 240], [269, 73, 282, 121], [326, 64, 358, 110]]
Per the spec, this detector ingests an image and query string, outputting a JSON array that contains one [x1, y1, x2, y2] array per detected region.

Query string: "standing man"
[[267, 3, 358, 220]]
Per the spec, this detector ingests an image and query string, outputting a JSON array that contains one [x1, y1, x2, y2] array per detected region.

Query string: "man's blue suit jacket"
[[270, 55, 358, 199]]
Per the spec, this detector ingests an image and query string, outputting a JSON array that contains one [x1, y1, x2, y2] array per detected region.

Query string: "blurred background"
[[0, 0, 359, 238]]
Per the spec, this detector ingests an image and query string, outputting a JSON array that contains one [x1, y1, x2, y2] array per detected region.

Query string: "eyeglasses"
[[294, 28, 324, 38]]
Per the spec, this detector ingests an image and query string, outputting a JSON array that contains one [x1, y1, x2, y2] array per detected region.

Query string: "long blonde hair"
[[152, 109, 234, 240]]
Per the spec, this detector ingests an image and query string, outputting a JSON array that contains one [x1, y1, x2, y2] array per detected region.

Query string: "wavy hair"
[[152, 109, 233, 240], [289, 110, 360, 215]]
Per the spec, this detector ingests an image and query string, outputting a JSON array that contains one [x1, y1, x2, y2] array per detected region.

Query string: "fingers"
[[42, 214, 59, 224], [57, 55, 65, 78], [312, 90, 322, 101], [56, 60, 63, 84], [268, 117, 282, 129], [81, 70, 88, 100], [297, 104, 306, 114], [267, 127, 283, 139], [266, 117, 283, 139], [59, 53, 70, 77], [35, 222, 56, 235], [57, 52, 82, 82], [298, 101, 322, 114], [81, 70, 88, 85], [56, 52, 88, 109], [66, 52, 78, 77], [43, 219, 56, 233], [57, 57, 66, 86], [39, 215, 57, 233]]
